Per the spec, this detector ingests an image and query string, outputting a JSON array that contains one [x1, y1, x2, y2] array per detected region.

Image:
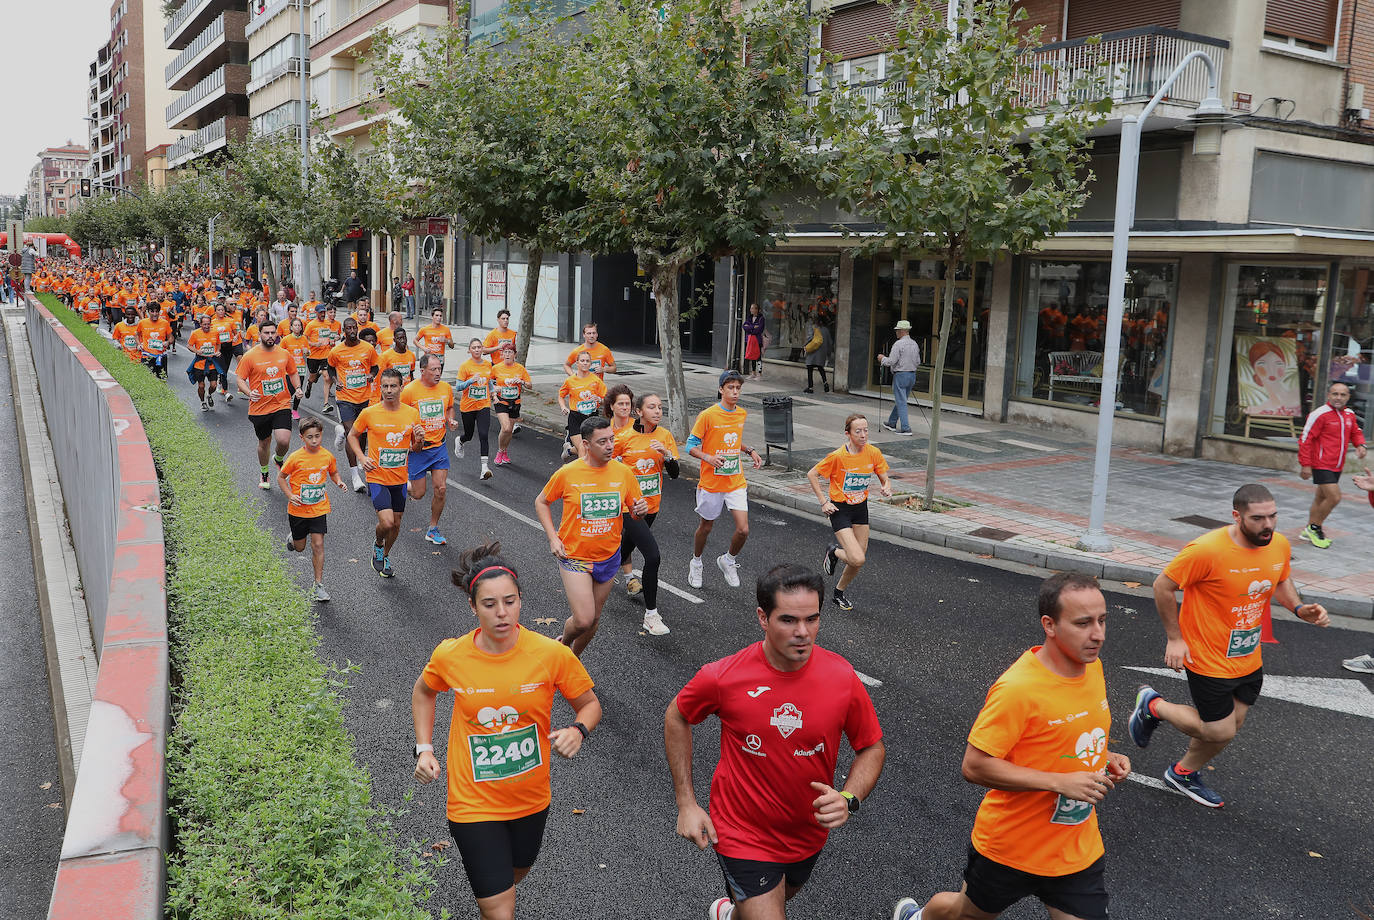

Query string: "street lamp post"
[[1077, 51, 1227, 553]]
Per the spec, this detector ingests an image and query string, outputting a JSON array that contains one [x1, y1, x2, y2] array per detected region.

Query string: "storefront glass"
[[1326, 263, 1374, 436], [1014, 259, 1176, 418], [759, 253, 839, 366], [1209, 263, 1332, 441]]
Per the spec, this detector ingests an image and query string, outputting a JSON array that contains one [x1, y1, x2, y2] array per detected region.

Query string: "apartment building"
[[716, 0, 1374, 472], [164, 0, 251, 169], [248, 0, 310, 141], [25, 146, 90, 219]]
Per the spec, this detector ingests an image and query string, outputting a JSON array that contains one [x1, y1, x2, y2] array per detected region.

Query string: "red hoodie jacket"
[[1298, 403, 1365, 472]]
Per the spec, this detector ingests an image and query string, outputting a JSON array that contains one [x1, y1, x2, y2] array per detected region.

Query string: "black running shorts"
[[963, 845, 1108, 920], [448, 809, 549, 899], [250, 408, 293, 442], [1186, 666, 1263, 723], [828, 499, 869, 533], [716, 849, 821, 902]]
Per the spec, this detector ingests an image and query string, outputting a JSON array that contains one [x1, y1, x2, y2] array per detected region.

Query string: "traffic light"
[[80, 178, 92, 197]]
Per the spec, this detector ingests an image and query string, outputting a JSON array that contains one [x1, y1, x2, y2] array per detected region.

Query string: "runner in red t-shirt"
[[665, 564, 885, 920]]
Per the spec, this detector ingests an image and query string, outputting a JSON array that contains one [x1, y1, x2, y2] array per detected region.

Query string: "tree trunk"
[[516, 247, 543, 367], [313, 247, 328, 300], [923, 258, 959, 507], [651, 262, 690, 443], [262, 245, 279, 306]]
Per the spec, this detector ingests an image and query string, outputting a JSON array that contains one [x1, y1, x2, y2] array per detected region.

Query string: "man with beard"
[[1129, 483, 1329, 808], [236, 320, 301, 489]]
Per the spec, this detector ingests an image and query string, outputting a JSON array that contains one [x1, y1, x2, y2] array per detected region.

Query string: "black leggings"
[[460, 407, 491, 455], [448, 808, 549, 900], [806, 365, 829, 389], [620, 512, 660, 609]]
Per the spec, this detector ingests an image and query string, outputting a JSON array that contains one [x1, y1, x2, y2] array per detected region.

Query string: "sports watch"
[[841, 791, 860, 815]]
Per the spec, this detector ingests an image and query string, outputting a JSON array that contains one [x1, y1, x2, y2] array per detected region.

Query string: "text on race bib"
[[589, 360, 603, 374], [378, 447, 407, 468], [261, 378, 285, 396], [1226, 626, 1262, 659], [468, 383, 487, 400], [716, 451, 741, 475], [498, 385, 520, 401], [218, 332, 230, 342], [298, 484, 325, 505], [575, 399, 597, 414], [345, 372, 368, 389], [580, 491, 621, 521], [1050, 794, 1095, 826], [468, 724, 542, 782], [841, 471, 871, 495], [418, 398, 445, 421], [636, 472, 661, 496]]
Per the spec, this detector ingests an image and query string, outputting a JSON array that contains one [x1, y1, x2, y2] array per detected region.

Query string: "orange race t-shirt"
[[491, 362, 533, 405], [539, 459, 643, 563], [210, 316, 239, 349], [414, 323, 453, 357], [379, 347, 417, 385], [352, 402, 421, 485], [691, 402, 749, 493], [566, 342, 614, 377], [814, 444, 888, 505], [281, 447, 338, 518], [280, 333, 309, 367], [613, 425, 680, 515], [969, 649, 1111, 877], [305, 318, 340, 359], [236, 344, 297, 416], [484, 326, 517, 361], [328, 341, 380, 405], [559, 373, 606, 416], [457, 358, 495, 412], [421, 626, 594, 822], [400, 379, 454, 448], [113, 321, 142, 361], [137, 318, 173, 356], [187, 329, 219, 360], [1161, 528, 1292, 679]]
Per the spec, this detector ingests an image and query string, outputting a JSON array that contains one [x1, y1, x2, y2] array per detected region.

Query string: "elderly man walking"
[[878, 319, 920, 435]]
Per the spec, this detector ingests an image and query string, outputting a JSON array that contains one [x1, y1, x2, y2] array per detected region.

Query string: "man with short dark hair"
[[1131, 484, 1329, 808], [667, 564, 884, 920], [894, 572, 1128, 920], [342, 268, 364, 307], [1297, 381, 1366, 548], [237, 320, 301, 489]]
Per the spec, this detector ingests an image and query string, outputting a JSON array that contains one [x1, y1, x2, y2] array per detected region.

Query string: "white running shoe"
[[454, 439, 466, 459], [716, 554, 740, 588], [334, 424, 346, 450], [709, 897, 734, 920], [1342, 653, 1374, 674], [351, 469, 366, 493], [688, 557, 704, 589], [312, 583, 331, 602], [642, 611, 670, 636], [481, 463, 492, 480]]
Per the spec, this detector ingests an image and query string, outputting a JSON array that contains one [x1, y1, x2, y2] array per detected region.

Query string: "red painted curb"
[[27, 298, 168, 920]]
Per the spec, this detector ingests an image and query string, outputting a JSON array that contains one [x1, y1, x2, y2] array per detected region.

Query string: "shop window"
[[1210, 264, 1331, 441], [1013, 259, 1176, 418], [759, 253, 839, 366], [1328, 264, 1374, 437]]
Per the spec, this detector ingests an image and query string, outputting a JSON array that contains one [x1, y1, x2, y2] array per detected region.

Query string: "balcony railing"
[[247, 57, 305, 95], [168, 117, 227, 166], [1020, 26, 1227, 110], [247, 0, 302, 38], [166, 66, 225, 124], [166, 12, 225, 84], [165, 0, 211, 45]]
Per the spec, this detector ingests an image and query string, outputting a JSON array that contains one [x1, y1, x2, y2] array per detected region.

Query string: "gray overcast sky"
[[7, 1, 114, 196]]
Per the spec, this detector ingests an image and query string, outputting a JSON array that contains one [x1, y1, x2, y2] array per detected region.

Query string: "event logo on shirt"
[[1074, 727, 1107, 767], [1246, 579, 1273, 600], [472, 705, 522, 729], [385, 430, 405, 446], [723, 432, 739, 447], [307, 471, 324, 484], [770, 703, 803, 738]]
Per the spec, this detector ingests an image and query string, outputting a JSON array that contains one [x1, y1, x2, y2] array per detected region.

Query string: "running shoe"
[[626, 574, 644, 597], [716, 554, 740, 588], [513, 423, 522, 434], [1163, 763, 1224, 808], [494, 450, 510, 465], [892, 899, 921, 920], [481, 463, 492, 480], [304, 380, 313, 399], [1342, 653, 1374, 674], [200, 400, 209, 411], [642, 611, 670, 636], [454, 439, 466, 459], [1300, 523, 1333, 548], [425, 526, 447, 545], [259, 471, 271, 490], [561, 443, 575, 463], [322, 402, 336, 415], [823, 542, 839, 576], [334, 425, 346, 450], [284, 537, 297, 553], [709, 897, 733, 920], [1129, 685, 1162, 748], [312, 583, 331, 602], [380, 556, 395, 578], [371, 544, 385, 574], [833, 589, 854, 611], [291, 409, 300, 420], [226, 391, 234, 403], [352, 470, 366, 493], [882, 422, 900, 433], [206, 392, 214, 408], [688, 556, 704, 589]]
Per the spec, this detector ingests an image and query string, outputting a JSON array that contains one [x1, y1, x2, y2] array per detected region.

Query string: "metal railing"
[[165, 0, 210, 45], [311, 0, 388, 43], [247, 0, 302, 37], [168, 117, 227, 166], [247, 56, 305, 95], [166, 66, 226, 124], [166, 13, 225, 84]]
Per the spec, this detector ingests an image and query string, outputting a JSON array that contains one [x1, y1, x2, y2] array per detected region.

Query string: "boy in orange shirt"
[[893, 573, 1130, 920], [686, 369, 762, 590], [348, 367, 424, 579], [278, 416, 346, 603]]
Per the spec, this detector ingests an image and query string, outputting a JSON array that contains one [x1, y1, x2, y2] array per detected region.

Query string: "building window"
[[1209, 263, 1332, 441], [759, 253, 839, 366], [250, 34, 302, 83], [1013, 259, 1176, 418], [1263, 0, 1339, 56], [1326, 263, 1374, 437], [252, 101, 302, 136]]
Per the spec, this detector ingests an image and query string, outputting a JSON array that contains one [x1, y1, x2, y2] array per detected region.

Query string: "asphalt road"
[[159, 343, 1374, 920]]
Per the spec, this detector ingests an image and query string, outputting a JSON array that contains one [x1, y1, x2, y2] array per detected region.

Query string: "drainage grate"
[[967, 526, 1017, 541], [1172, 515, 1230, 529]]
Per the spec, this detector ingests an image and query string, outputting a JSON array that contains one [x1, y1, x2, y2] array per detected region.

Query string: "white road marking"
[[1126, 773, 1174, 792], [856, 671, 883, 688], [942, 438, 999, 454], [449, 480, 705, 605], [1003, 438, 1056, 452], [1125, 666, 1374, 719]]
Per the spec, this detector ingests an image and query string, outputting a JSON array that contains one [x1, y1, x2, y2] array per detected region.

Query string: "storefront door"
[[902, 276, 982, 409]]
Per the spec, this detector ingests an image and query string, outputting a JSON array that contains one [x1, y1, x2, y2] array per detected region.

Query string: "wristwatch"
[[414, 743, 433, 759], [840, 791, 860, 815]]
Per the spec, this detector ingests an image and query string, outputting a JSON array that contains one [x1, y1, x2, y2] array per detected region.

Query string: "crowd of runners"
[[24, 257, 1354, 920]]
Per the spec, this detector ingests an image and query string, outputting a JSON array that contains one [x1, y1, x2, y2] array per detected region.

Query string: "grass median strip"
[[37, 295, 435, 919]]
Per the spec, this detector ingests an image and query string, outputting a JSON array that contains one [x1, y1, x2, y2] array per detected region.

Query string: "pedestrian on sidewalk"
[[1297, 381, 1365, 548], [20, 242, 37, 292], [802, 308, 832, 393], [878, 320, 920, 435], [402, 273, 416, 318], [742, 302, 765, 379]]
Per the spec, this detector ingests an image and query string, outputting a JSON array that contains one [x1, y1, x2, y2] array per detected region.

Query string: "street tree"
[[567, 0, 818, 439], [814, 0, 1109, 505], [219, 130, 310, 299], [376, 8, 592, 365]]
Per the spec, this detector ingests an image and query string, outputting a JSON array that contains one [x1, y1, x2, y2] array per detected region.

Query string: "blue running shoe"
[[1129, 685, 1162, 748], [425, 526, 447, 545], [380, 556, 395, 578], [372, 543, 385, 574], [1164, 763, 1224, 808], [892, 899, 921, 920]]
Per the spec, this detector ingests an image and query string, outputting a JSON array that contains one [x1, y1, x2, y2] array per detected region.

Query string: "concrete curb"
[[25, 297, 168, 920], [516, 402, 1374, 621]]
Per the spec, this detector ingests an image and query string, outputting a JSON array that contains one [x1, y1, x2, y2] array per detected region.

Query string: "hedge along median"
[[36, 295, 435, 919]]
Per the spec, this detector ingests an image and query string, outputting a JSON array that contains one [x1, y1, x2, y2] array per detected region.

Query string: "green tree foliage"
[[814, 0, 1109, 504]]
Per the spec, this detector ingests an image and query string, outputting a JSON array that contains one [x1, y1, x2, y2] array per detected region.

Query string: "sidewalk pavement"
[[436, 323, 1374, 619]]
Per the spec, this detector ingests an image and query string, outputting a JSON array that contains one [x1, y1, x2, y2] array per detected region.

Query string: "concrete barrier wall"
[[26, 297, 168, 920]]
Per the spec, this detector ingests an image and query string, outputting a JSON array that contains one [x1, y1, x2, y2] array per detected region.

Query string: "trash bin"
[[762, 395, 793, 470]]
